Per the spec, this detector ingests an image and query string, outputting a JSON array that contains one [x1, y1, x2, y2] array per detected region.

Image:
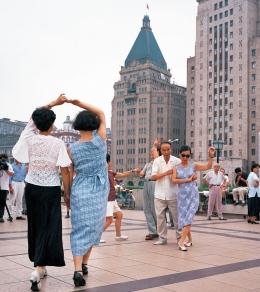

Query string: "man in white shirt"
[[0, 154, 14, 223], [203, 163, 227, 221], [151, 142, 181, 245]]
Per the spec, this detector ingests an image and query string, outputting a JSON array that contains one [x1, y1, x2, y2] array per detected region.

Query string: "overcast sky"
[[0, 0, 198, 128]]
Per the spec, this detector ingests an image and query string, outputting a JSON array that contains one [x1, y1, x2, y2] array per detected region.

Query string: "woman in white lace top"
[[12, 94, 71, 291]]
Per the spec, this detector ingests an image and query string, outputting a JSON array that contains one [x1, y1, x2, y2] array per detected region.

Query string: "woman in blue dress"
[[172, 145, 215, 251], [66, 99, 109, 286]]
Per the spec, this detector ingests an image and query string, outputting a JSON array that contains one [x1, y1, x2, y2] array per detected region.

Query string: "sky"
[[0, 0, 198, 129]]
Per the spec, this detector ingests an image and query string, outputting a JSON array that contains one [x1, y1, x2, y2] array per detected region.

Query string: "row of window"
[[214, 1, 229, 11], [210, 8, 233, 23]]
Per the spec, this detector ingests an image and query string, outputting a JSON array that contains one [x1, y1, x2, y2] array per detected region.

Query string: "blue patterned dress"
[[176, 162, 199, 229], [70, 132, 109, 256]]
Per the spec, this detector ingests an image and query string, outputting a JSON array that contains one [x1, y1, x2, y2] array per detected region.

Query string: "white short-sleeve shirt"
[[152, 155, 181, 200], [0, 162, 14, 190], [13, 119, 71, 186]]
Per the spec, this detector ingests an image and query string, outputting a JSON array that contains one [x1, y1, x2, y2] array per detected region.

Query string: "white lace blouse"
[[12, 119, 71, 186]]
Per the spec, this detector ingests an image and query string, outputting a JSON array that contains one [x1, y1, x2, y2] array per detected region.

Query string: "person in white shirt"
[[220, 168, 229, 204], [151, 141, 181, 245], [12, 94, 71, 291], [0, 153, 14, 223], [203, 163, 227, 221], [247, 163, 260, 224]]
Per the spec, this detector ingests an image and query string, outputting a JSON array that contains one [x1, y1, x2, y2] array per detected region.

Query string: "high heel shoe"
[[30, 270, 41, 291], [178, 243, 188, 251], [82, 264, 88, 275], [251, 221, 259, 224], [184, 242, 193, 247], [73, 271, 86, 286]]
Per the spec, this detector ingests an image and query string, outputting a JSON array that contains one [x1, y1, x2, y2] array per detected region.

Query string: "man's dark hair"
[[0, 153, 8, 159], [160, 141, 171, 147], [73, 110, 100, 131], [179, 145, 191, 154], [251, 163, 260, 171], [106, 153, 111, 163], [32, 108, 56, 132], [235, 167, 242, 173]]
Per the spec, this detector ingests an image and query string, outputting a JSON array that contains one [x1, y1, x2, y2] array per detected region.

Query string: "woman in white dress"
[[12, 94, 71, 291]]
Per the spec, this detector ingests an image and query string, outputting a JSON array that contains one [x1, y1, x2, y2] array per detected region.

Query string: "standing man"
[[139, 138, 160, 241], [9, 159, 27, 220], [203, 163, 227, 221], [0, 154, 14, 223], [232, 167, 248, 206], [151, 141, 181, 245]]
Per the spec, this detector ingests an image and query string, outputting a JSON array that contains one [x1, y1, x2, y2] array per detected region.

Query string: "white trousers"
[[8, 181, 25, 217], [154, 197, 181, 242]]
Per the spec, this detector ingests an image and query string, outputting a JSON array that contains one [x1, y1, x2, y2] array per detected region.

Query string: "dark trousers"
[[0, 190, 8, 218]]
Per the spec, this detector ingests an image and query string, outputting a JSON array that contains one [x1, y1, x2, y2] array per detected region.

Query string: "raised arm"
[[115, 168, 141, 178], [194, 146, 215, 171], [67, 99, 106, 141]]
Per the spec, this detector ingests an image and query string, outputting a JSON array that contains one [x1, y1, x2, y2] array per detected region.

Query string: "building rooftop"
[[125, 15, 167, 70]]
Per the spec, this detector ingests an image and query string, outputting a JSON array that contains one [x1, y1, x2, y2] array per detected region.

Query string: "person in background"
[[246, 163, 260, 224], [203, 163, 227, 221], [139, 138, 160, 240], [12, 94, 71, 291], [232, 167, 248, 206], [220, 168, 229, 205], [172, 146, 215, 251], [100, 153, 141, 243], [22, 164, 29, 215], [9, 159, 27, 221], [0, 153, 14, 223]]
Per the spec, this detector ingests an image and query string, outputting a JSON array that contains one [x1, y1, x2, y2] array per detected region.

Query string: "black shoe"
[[0, 218, 4, 223], [82, 264, 88, 275], [207, 216, 211, 220], [7, 217, 13, 222], [24, 210, 27, 215], [240, 202, 246, 206], [234, 202, 239, 206], [252, 221, 259, 224], [73, 271, 86, 286], [170, 223, 174, 227], [16, 216, 26, 220], [248, 219, 252, 223], [219, 217, 227, 220]]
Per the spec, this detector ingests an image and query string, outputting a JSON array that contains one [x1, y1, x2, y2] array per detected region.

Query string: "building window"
[[209, 27, 212, 34], [252, 86, 256, 93], [219, 12, 223, 19], [225, 10, 228, 17], [209, 39, 212, 45], [252, 123, 256, 130], [209, 106, 212, 112], [230, 8, 233, 15], [230, 90, 233, 97], [230, 20, 233, 27], [191, 109, 194, 116], [229, 138, 233, 144], [214, 3, 218, 10], [191, 98, 194, 105], [209, 95, 212, 101], [230, 55, 233, 62], [252, 98, 256, 105], [252, 111, 256, 118], [214, 14, 218, 21], [225, 0, 228, 5], [230, 43, 233, 50], [252, 136, 256, 143], [210, 16, 212, 23], [252, 49, 256, 56], [191, 120, 194, 126], [252, 74, 256, 81], [230, 67, 233, 74], [230, 79, 233, 85], [209, 83, 212, 90], [252, 61, 256, 69], [219, 1, 223, 8], [252, 149, 256, 156], [230, 32, 233, 38]]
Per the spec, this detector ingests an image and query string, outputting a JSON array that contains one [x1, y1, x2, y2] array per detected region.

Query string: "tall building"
[[187, 0, 260, 181], [111, 15, 186, 174]]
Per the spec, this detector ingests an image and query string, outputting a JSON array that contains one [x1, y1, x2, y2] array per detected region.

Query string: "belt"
[[211, 184, 220, 186], [13, 180, 24, 182], [145, 179, 155, 182]]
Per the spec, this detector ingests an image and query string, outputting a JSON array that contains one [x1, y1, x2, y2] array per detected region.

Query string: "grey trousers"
[[143, 181, 157, 234], [155, 197, 181, 242], [207, 186, 222, 218]]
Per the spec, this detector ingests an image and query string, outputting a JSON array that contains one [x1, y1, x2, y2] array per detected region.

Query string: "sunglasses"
[[181, 154, 190, 158]]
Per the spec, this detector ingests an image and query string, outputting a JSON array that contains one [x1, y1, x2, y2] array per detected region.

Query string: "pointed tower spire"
[[124, 15, 167, 70]]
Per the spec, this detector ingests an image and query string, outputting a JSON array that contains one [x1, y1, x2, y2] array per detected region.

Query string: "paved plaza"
[[1, 205, 260, 291]]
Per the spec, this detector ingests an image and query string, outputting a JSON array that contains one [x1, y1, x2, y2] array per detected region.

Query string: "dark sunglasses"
[[181, 154, 190, 158]]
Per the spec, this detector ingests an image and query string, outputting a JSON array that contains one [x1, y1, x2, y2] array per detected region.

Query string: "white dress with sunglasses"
[[176, 162, 199, 229]]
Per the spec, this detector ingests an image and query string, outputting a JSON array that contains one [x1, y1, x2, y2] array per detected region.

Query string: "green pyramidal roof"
[[125, 15, 167, 70]]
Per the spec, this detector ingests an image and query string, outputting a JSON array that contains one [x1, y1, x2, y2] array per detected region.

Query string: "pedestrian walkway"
[[1, 206, 260, 291]]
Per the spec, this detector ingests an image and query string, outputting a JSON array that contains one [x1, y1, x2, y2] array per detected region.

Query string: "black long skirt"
[[248, 194, 260, 217], [25, 183, 65, 267]]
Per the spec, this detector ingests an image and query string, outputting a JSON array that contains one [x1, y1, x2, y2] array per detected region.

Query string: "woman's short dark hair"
[[179, 145, 191, 154], [32, 108, 56, 132], [73, 110, 100, 131], [106, 153, 110, 163], [251, 163, 260, 171]]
